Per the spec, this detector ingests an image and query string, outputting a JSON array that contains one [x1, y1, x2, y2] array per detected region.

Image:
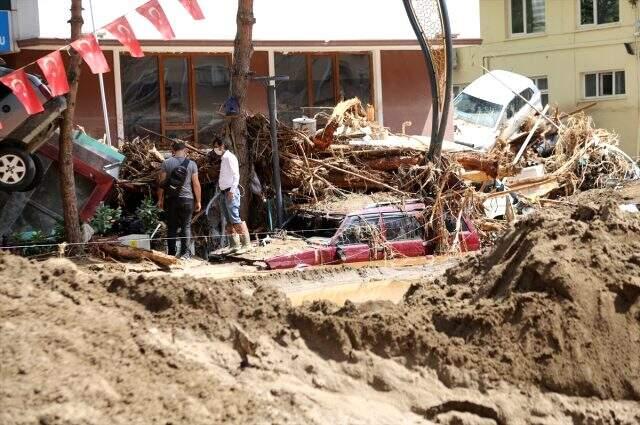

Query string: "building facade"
[[453, 0, 640, 156], [1, 0, 480, 148]]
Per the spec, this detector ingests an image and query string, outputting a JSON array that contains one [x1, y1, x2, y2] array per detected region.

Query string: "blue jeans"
[[220, 187, 242, 225]]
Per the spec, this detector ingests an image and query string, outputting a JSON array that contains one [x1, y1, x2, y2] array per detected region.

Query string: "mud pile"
[[291, 201, 640, 400], [1, 200, 639, 423]]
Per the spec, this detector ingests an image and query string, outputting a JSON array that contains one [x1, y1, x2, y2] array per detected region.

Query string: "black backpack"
[[164, 158, 190, 198]]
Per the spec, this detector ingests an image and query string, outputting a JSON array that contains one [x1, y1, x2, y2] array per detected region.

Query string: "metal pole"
[[88, 0, 112, 147], [434, 0, 454, 161], [267, 82, 284, 227]]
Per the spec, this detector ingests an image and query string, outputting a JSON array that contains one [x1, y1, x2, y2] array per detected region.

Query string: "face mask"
[[214, 148, 223, 156]]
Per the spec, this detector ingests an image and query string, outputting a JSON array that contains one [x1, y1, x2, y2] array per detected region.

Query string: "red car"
[[265, 201, 480, 270]]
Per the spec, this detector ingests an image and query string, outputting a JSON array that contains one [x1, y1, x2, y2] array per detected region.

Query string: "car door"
[[382, 213, 425, 258], [0, 69, 28, 138], [334, 213, 382, 264], [444, 215, 479, 252]]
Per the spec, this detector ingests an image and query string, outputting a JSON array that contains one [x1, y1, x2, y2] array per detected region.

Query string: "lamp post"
[[253, 75, 289, 228]]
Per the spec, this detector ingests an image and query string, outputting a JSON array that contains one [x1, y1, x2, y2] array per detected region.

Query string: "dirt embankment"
[[1, 199, 640, 424], [291, 201, 640, 401]]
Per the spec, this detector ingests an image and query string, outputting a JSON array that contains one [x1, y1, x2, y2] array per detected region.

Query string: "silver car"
[[0, 66, 67, 192]]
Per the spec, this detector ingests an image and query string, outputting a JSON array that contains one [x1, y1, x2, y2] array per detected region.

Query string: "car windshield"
[[454, 92, 503, 128]]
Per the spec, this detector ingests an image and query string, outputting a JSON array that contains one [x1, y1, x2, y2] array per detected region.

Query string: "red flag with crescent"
[[36, 51, 70, 97], [105, 16, 144, 58], [137, 0, 175, 40], [179, 0, 205, 20], [71, 34, 111, 74], [0, 69, 45, 115]]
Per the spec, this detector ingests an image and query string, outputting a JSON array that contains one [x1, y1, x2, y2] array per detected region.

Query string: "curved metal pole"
[[434, 0, 454, 161], [401, 0, 441, 162]]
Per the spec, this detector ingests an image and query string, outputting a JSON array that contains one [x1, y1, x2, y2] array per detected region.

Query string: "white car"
[[453, 70, 542, 152]]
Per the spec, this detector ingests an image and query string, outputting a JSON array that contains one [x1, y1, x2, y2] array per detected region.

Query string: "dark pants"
[[166, 197, 194, 256]]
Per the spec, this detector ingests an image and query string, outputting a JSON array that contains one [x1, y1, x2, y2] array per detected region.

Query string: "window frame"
[[509, 0, 547, 37], [582, 70, 626, 100], [531, 76, 549, 106], [578, 0, 620, 28], [274, 51, 375, 115]]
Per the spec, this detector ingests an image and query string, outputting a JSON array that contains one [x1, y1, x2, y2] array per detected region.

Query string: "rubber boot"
[[223, 234, 240, 254], [234, 223, 252, 254]]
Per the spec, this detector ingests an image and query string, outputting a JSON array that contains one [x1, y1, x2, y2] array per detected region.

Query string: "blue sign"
[[0, 10, 12, 53]]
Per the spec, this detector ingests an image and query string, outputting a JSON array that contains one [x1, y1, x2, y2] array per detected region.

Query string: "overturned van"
[[453, 70, 542, 152]]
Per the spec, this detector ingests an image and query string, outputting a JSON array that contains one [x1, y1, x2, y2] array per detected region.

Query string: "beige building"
[[453, 0, 640, 157]]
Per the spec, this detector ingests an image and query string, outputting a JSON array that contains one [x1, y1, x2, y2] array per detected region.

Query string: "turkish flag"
[[137, 0, 175, 40], [0, 70, 44, 115], [71, 34, 111, 74], [179, 0, 205, 20], [36, 51, 70, 97], [105, 16, 144, 58]]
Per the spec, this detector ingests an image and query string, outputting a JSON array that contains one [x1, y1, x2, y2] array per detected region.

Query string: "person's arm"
[[157, 170, 167, 210], [231, 156, 240, 189], [192, 172, 202, 213]]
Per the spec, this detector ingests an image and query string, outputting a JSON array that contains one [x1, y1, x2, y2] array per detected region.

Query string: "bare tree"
[[230, 0, 255, 219], [58, 0, 84, 244]]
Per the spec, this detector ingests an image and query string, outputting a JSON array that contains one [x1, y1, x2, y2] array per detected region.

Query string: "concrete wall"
[[381, 50, 433, 136], [453, 0, 640, 157]]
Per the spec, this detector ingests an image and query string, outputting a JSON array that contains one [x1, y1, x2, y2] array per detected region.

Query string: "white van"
[[453, 70, 542, 152]]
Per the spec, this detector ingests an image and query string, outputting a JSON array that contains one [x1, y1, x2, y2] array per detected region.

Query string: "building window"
[[511, 0, 546, 35], [531, 76, 549, 106], [580, 0, 619, 26], [584, 71, 625, 98], [275, 52, 373, 122]]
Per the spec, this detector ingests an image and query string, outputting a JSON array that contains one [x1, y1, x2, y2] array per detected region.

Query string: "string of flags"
[[0, 0, 205, 120]]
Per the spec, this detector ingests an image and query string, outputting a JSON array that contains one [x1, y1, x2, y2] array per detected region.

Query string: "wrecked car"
[[265, 201, 480, 270], [0, 66, 67, 192], [454, 70, 542, 152]]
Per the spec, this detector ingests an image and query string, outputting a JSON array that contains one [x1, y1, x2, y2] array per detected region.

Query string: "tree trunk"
[[58, 0, 84, 244], [230, 0, 255, 221]]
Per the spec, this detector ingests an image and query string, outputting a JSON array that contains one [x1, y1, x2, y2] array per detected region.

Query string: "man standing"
[[213, 137, 251, 254], [157, 141, 201, 259]]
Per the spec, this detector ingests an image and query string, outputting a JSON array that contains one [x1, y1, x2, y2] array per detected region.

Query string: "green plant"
[[91, 203, 122, 236], [136, 197, 161, 235]]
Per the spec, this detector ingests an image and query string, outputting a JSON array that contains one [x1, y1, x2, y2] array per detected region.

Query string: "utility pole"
[[253, 75, 289, 227]]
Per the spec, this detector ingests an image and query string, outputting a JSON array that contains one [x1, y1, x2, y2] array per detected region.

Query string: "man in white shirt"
[[213, 138, 251, 253]]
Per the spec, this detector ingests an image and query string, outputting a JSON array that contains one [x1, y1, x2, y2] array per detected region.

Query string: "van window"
[[445, 215, 469, 233], [453, 92, 503, 128], [383, 214, 423, 241], [337, 214, 380, 245]]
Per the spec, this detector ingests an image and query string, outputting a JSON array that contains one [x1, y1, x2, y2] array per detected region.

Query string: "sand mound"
[[291, 202, 640, 400]]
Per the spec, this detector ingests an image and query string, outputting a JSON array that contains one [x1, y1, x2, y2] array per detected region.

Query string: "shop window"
[[580, 0, 619, 26], [121, 55, 161, 141], [531, 76, 549, 106], [584, 71, 625, 98], [275, 52, 373, 123], [194, 56, 230, 146], [121, 53, 230, 147], [511, 0, 546, 35]]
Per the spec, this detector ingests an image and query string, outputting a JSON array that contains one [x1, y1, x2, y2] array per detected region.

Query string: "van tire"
[[0, 146, 37, 192], [19, 154, 45, 192]]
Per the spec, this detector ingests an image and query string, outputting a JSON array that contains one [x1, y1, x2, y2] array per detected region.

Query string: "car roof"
[[463, 70, 535, 106], [347, 201, 425, 216]]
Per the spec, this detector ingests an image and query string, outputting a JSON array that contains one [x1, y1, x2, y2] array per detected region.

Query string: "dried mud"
[[1, 199, 640, 424]]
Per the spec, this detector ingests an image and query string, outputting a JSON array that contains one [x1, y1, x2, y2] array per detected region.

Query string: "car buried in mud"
[[265, 201, 480, 270]]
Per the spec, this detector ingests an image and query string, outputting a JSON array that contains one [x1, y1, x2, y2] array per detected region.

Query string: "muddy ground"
[[1, 196, 639, 424]]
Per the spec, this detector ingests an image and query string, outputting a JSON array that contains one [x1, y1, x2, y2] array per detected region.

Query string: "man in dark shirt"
[[157, 141, 202, 259]]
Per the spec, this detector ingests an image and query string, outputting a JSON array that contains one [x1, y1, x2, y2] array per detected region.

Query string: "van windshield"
[[454, 93, 503, 128]]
